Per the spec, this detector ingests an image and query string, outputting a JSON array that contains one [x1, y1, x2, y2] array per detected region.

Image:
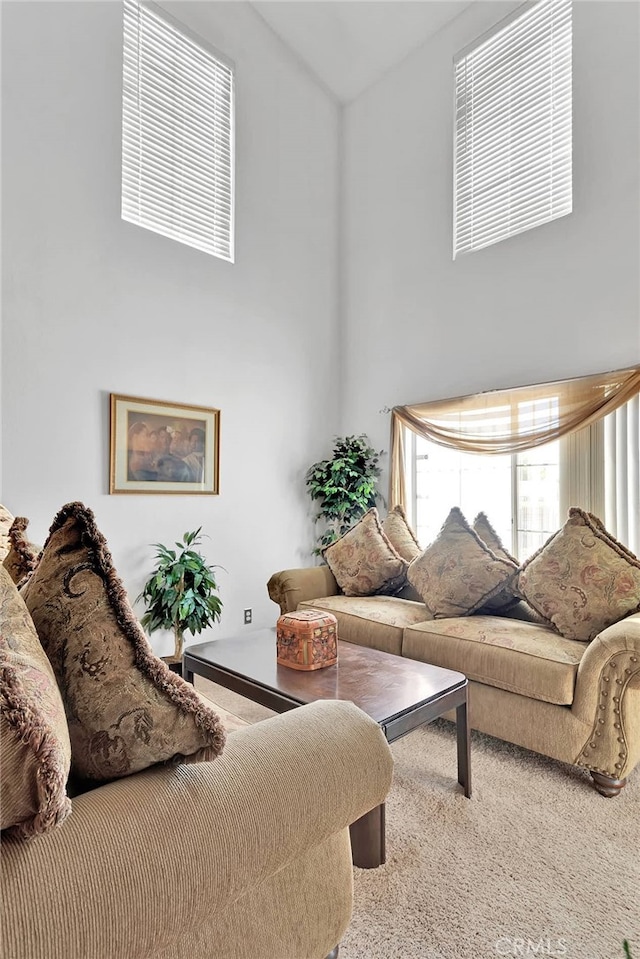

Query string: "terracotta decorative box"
[[276, 609, 338, 671]]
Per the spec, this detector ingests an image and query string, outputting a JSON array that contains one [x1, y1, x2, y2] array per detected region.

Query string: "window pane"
[[413, 435, 561, 557], [415, 438, 511, 547], [515, 439, 559, 556]]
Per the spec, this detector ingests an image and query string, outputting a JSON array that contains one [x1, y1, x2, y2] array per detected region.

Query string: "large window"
[[453, 0, 572, 257], [404, 397, 639, 559], [122, 0, 235, 261], [408, 434, 560, 557], [392, 370, 640, 558]]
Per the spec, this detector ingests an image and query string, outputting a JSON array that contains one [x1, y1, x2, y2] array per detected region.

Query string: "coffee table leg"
[[456, 698, 471, 798], [349, 803, 385, 868]]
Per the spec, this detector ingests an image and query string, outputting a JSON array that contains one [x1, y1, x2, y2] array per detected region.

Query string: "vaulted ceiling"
[[250, 1, 476, 103]]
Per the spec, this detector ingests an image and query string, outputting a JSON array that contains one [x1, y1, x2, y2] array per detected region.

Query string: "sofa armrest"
[[267, 565, 339, 614], [1, 700, 392, 959], [572, 612, 640, 778]]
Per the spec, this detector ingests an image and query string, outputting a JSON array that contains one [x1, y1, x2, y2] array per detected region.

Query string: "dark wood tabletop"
[[185, 629, 471, 868], [184, 629, 467, 731]]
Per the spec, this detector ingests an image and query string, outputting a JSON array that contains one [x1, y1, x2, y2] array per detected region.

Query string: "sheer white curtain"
[[605, 394, 640, 554]]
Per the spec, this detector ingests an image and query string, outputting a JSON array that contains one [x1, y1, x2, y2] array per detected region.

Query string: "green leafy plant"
[[306, 434, 384, 553], [137, 528, 223, 660]]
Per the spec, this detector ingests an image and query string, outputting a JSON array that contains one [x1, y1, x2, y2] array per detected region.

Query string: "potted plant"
[[306, 434, 384, 553], [137, 528, 223, 660]]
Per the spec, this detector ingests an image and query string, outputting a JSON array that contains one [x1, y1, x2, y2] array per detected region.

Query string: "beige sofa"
[[268, 566, 640, 797], [1, 696, 393, 959], [1, 502, 393, 959]]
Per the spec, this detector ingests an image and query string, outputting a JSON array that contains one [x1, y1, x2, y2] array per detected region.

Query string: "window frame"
[[453, 0, 572, 258], [122, 0, 236, 262]]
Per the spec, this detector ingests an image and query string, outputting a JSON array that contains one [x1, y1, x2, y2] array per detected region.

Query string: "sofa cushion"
[[402, 615, 587, 706], [21, 502, 226, 784], [490, 598, 548, 625], [298, 595, 431, 656], [3, 517, 41, 586], [407, 507, 519, 618], [517, 508, 640, 642], [322, 508, 409, 597], [382, 506, 421, 562], [0, 504, 14, 562], [472, 512, 519, 612], [0, 567, 72, 838]]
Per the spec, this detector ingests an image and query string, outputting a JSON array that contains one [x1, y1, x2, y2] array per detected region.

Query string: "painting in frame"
[[110, 393, 220, 494]]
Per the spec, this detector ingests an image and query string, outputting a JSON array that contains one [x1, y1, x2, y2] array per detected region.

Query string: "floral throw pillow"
[[408, 507, 519, 618], [21, 502, 226, 784], [382, 505, 421, 562], [0, 567, 72, 838], [322, 508, 409, 597], [517, 508, 640, 641]]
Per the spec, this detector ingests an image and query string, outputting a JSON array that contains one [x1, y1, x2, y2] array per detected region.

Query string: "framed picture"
[[110, 394, 220, 494]]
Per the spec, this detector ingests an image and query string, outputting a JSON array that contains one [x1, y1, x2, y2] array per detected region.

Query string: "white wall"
[[3, 1, 639, 640], [342, 1, 640, 473], [1, 1, 340, 651]]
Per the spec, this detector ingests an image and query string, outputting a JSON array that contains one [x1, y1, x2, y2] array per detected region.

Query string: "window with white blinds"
[[453, 0, 572, 258], [122, 0, 234, 261]]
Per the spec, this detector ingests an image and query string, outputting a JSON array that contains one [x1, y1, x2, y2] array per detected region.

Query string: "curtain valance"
[[390, 366, 640, 510]]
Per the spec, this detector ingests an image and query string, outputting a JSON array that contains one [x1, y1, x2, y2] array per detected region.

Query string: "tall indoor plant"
[[137, 528, 223, 660], [306, 434, 384, 552]]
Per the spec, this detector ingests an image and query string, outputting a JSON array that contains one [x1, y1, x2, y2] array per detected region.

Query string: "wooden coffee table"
[[184, 631, 470, 868]]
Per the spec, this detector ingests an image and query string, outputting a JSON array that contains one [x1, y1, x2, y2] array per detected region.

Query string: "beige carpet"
[[195, 677, 639, 959]]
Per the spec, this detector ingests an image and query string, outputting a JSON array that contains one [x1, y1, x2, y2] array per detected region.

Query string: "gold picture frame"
[[110, 393, 220, 494]]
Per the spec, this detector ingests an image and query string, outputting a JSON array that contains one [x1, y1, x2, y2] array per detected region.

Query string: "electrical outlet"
[[243, 608, 252, 625]]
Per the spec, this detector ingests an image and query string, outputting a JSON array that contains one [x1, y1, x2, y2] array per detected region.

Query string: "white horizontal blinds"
[[604, 395, 640, 555], [454, 0, 572, 257], [122, 0, 234, 261]]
